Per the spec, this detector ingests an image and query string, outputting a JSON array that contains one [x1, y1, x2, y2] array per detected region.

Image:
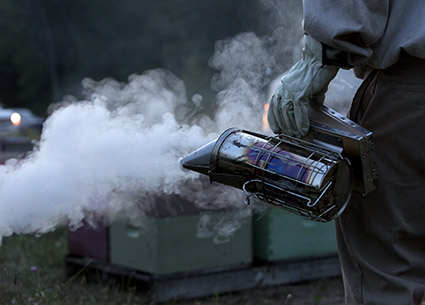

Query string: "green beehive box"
[[110, 212, 252, 275], [253, 207, 337, 261]]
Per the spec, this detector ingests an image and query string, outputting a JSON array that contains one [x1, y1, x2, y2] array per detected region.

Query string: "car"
[[0, 107, 44, 163]]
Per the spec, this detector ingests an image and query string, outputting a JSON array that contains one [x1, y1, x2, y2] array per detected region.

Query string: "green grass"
[[0, 228, 145, 305], [0, 228, 346, 305]]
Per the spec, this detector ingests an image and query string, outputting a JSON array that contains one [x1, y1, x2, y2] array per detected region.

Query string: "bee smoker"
[[180, 101, 378, 222]]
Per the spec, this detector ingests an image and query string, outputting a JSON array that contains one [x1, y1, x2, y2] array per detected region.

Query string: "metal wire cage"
[[209, 128, 352, 222]]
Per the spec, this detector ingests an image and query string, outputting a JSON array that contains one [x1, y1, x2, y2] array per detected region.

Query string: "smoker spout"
[[179, 139, 216, 176]]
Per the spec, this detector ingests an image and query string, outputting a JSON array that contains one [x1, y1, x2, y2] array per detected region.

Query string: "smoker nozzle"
[[179, 139, 217, 176]]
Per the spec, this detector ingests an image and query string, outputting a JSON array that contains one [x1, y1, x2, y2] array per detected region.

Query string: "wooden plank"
[[149, 256, 341, 302], [65, 255, 341, 303]]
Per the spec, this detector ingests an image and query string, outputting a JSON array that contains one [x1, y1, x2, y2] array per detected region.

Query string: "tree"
[[0, 0, 295, 115]]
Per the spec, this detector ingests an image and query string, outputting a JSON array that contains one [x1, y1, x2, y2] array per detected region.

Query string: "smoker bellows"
[[180, 102, 378, 222]]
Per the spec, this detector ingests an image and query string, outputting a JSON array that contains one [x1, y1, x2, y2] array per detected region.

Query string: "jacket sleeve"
[[303, 0, 390, 67]]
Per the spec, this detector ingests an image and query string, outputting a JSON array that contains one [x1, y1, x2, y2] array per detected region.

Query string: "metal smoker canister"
[[181, 128, 352, 222]]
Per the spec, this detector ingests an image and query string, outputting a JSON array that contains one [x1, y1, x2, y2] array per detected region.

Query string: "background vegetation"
[[0, 0, 282, 116]]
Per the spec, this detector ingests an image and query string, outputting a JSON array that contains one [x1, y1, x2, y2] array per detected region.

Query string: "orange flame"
[[262, 103, 270, 132]]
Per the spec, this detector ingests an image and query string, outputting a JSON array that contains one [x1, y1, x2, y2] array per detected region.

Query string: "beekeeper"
[[268, 1, 425, 304]]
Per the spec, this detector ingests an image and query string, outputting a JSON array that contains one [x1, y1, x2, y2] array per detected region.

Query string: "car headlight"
[[10, 112, 21, 126]]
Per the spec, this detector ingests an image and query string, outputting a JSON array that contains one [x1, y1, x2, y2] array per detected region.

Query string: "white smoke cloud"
[[0, 66, 262, 242], [0, 70, 214, 239], [325, 69, 362, 115], [0, 7, 306, 243]]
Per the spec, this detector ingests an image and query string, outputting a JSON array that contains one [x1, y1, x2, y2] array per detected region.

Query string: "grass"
[[0, 228, 146, 305], [0, 228, 345, 305]]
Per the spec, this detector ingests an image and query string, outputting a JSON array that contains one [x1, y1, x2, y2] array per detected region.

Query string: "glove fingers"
[[268, 83, 310, 137], [280, 102, 299, 137], [293, 100, 310, 137], [272, 96, 295, 136]]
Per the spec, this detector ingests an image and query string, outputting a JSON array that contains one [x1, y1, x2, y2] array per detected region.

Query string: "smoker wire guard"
[[207, 128, 353, 222]]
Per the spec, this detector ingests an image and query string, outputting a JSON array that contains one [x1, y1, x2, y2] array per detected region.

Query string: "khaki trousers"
[[335, 53, 425, 305]]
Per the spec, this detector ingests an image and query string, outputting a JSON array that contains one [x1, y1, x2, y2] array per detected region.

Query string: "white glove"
[[268, 35, 339, 137]]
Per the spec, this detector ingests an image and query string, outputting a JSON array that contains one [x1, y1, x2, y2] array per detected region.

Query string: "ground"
[[0, 228, 346, 304]]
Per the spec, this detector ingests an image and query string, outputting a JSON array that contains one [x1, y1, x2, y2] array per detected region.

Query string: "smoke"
[[0, 70, 213, 239], [0, 4, 305, 243], [324, 69, 362, 115]]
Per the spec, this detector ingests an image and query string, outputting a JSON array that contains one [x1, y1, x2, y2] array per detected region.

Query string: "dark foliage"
[[0, 0, 269, 116]]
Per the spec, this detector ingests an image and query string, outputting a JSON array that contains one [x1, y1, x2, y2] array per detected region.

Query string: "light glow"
[[10, 112, 21, 126], [262, 103, 270, 132]]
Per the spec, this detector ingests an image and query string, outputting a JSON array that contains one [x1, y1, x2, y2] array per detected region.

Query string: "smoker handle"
[[242, 179, 265, 206]]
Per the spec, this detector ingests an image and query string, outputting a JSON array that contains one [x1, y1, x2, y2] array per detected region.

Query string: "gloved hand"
[[267, 35, 339, 137]]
